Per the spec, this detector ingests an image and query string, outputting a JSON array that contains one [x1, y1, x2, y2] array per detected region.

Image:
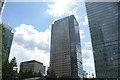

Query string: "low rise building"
[[20, 60, 45, 74]]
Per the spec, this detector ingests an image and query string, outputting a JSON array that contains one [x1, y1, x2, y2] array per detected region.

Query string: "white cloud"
[[79, 16, 89, 27], [46, 0, 78, 17], [82, 50, 93, 61], [82, 49, 94, 68], [82, 49, 95, 76], [82, 16, 88, 26], [68, 7, 79, 21], [84, 42, 92, 47], [9, 24, 51, 71], [83, 62, 94, 68], [83, 62, 95, 78], [9, 24, 94, 74], [13, 24, 51, 51], [80, 30, 85, 39]]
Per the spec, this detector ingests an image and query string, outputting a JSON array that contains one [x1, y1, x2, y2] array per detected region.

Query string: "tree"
[[2, 57, 18, 79], [32, 71, 43, 77], [37, 71, 43, 77], [25, 70, 33, 78], [0, 25, 2, 79], [18, 69, 24, 79], [10, 56, 18, 78], [19, 69, 34, 79], [10, 56, 17, 67], [0, 24, 7, 79], [0, 24, 6, 39], [19, 70, 44, 79], [0, 24, 6, 61], [1, 24, 18, 79], [0, 24, 7, 64], [2, 61, 13, 79], [0, 24, 6, 59], [46, 69, 57, 78]]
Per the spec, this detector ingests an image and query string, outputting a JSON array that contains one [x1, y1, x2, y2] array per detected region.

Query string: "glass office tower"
[[50, 15, 83, 77], [86, 2, 120, 78], [2, 24, 14, 62]]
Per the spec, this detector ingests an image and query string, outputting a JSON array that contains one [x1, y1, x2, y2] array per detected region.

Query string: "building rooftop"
[[53, 15, 79, 26], [21, 60, 44, 65]]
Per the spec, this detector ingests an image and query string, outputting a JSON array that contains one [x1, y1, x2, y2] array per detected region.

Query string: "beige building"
[[20, 60, 45, 74]]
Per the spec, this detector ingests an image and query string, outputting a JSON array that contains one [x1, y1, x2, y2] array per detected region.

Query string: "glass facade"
[[50, 15, 83, 77], [2, 24, 14, 62], [86, 2, 120, 78]]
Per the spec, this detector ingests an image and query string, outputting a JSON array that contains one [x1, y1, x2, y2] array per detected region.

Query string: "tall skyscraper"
[[0, 0, 6, 23], [2, 24, 14, 62], [86, 2, 120, 78], [50, 15, 83, 77]]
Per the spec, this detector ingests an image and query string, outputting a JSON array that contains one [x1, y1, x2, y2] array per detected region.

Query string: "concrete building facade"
[[50, 15, 83, 77], [20, 60, 45, 74], [85, 2, 120, 78]]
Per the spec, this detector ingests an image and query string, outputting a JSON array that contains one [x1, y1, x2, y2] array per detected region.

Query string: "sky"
[[2, 0, 95, 77]]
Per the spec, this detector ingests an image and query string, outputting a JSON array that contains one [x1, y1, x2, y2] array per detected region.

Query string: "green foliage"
[[1, 24, 18, 79], [32, 71, 43, 77], [0, 24, 7, 63], [18, 70, 43, 79], [0, 24, 2, 54], [45, 69, 80, 79], [37, 71, 43, 77], [0, 24, 5, 59], [2, 57, 18, 79], [24, 70, 32, 78], [2, 44, 6, 57], [2, 61, 13, 78], [0, 24, 6, 39], [50, 70, 57, 78], [46, 69, 57, 78], [18, 69, 32, 79], [10, 56, 17, 67], [58, 75, 80, 79], [2, 44, 7, 63], [0, 24, 7, 79]]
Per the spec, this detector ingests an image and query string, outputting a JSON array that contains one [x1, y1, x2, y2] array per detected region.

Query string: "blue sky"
[[2, 0, 95, 77]]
